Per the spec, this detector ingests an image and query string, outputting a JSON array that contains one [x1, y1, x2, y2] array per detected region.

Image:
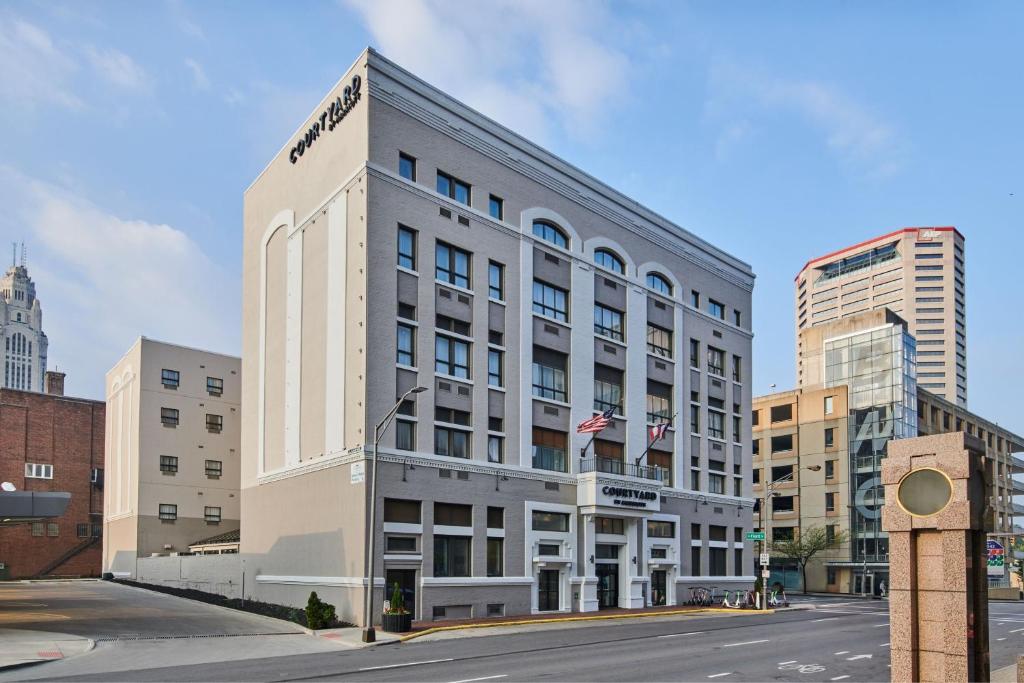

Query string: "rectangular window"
[[594, 364, 624, 413], [24, 463, 53, 479], [434, 536, 471, 577], [206, 376, 223, 396], [691, 546, 702, 576], [434, 502, 472, 526], [205, 460, 222, 478], [596, 517, 625, 534], [646, 324, 672, 358], [651, 547, 667, 559], [487, 538, 504, 577], [206, 414, 223, 433], [734, 548, 744, 577], [533, 280, 568, 321], [434, 426, 470, 459], [532, 347, 568, 402], [707, 410, 725, 439], [752, 467, 761, 484], [538, 543, 561, 556], [771, 434, 794, 453], [204, 506, 221, 523], [594, 439, 624, 462], [437, 171, 471, 205], [532, 427, 568, 472], [399, 152, 416, 181], [158, 504, 178, 521], [752, 439, 760, 456], [772, 496, 795, 513], [31, 521, 44, 537], [77, 523, 89, 538], [732, 415, 741, 443], [733, 310, 742, 327], [824, 395, 834, 415], [709, 548, 727, 575], [161, 368, 180, 389], [691, 291, 700, 308], [161, 407, 179, 426], [708, 299, 725, 319], [436, 314, 471, 336], [47, 522, 59, 537], [773, 527, 794, 542], [488, 194, 503, 220], [395, 420, 414, 451], [435, 335, 470, 379], [824, 427, 834, 448], [770, 404, 793, 422], [594, 304, 624, 341], [487, 506, 504, 529], [709, 473, 726, 494], [436, 241, 471, 288], [398, 225, 416, 270], [689, 339, 699, 368], [646, 379, 672, 423], [487, 435, 504, 463], [488, 349, 503, 387], [707, 346, 725, 377], [159, 455, 178, 473], [647, 520, 675, 538], [386, 535, 417, 553], [825, 460, 836, 480], [825, 492, 836, 512], [488, 261, 504, 300], [532, 510, 570, 532], [397, 323, 415, 366], [384, 498, 421, 524], [689, 404, 700, 434]]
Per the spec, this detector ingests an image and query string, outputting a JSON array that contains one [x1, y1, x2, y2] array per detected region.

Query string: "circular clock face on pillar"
[[897, 468, 953, 517]]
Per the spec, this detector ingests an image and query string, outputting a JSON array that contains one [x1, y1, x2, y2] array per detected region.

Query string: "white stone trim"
[[284, 226, 303, 466], [434, 524, 473, 537], [421, 576, 534, 587], [324, 193, 348, 461], [675, 575, 755, 582], [383, 522, 422, 534], [255, 575, 385, 587]]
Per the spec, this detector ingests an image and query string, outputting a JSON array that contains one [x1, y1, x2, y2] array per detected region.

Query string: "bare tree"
[[771, 526, 848, 594]]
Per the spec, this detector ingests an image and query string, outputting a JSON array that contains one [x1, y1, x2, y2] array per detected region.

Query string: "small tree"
[[771, 526, 848, 594], [305, 591, 337, 629], [385, 582, 407, 615]]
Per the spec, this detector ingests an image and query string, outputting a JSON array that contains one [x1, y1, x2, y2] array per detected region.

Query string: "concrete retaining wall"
[[989, 586, 1022, 601], [136, 554, 242, 599]]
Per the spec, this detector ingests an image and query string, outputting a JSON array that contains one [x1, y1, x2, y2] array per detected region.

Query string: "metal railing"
[[580, 456, 668, 482]]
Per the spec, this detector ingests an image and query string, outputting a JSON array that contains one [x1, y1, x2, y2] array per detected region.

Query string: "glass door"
[[538, 569, 560, 611], [651, 570, 667, 606], [384, 569, 417, 619], [596, 563, 619, 609]]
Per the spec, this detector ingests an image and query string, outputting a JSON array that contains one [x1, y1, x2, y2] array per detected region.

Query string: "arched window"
[[646, 272, 673, 296], [594, 248, 625, 274], [532, 220, 568, 249]]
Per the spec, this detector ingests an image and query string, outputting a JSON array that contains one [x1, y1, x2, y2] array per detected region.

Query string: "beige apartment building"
[[795, 227, 966, 405], [240, 48, 756, 625], [103, 338, 241, 577]]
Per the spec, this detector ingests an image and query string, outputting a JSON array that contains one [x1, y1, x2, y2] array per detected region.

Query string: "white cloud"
[[0, 18, 82, 110], [708, 62, 902, 176], [0, 167, 239, 399], [343, 0, 631, 142], [184, 57, 210, 90], [85, 45, 149, 90]]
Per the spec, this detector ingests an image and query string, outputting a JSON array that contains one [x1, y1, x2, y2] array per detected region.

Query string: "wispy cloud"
[[343, 0, 632, 143], [0, 17, 82, 110], [184, 57, 210, 90], [707, 61, 902, 177], [0, 167, 239, 399], [85, 45, 149, 90]]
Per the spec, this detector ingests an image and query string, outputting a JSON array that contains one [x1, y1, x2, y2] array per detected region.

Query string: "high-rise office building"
[[795, 227, 966, 405], [1, 249, 48, 392]]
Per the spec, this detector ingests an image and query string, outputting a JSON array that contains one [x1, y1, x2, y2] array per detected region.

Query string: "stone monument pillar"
[[882, 432, 991, 682]]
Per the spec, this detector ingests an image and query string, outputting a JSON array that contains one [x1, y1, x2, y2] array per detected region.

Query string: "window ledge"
[[595, 333, 627, 348], [532, 395, 572, 410], [488, 297, 507, 307], [647, 351, 674, 363], [488, 385, 507, 393], [434, 372, 473, 386], [435, 279, 475, 297], [396, 363, 419, 373], [397, 265, 419, 278]]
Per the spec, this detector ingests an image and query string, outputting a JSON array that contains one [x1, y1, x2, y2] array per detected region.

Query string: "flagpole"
[[579, 402, 621, 460], [635, 411, 679, 467]]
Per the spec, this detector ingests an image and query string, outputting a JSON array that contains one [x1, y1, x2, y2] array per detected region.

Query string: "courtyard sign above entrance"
[[601, 485, 658, 509], [288, 74, 362, 164]]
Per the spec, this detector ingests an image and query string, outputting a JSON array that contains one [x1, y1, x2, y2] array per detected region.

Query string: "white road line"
[[872, 623, 890, 627], [777, 660, 797, 665], [1009, 628, 1024, 634], [723, 639, 770, 648], [448, 676, 507, 683], [831, 676, 851, 681], [998, 638, 1007, 641], [880, 642, 890, 647], [360, 658, 455, 671], [834, 651, 849, 655], [657, 631, 705, 638], [812, 617, 839, 622], [707, 673, 731, 679]]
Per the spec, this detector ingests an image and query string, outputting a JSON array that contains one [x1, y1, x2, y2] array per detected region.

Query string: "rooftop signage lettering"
[[289, 74, 362, 164]]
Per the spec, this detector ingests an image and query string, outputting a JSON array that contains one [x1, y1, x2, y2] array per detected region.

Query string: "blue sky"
[[0, 1, 1020, 430]]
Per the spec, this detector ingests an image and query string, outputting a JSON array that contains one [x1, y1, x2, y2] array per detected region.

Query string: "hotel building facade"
[[241, 49, 756, 624], [103, 338, 241, 577], [795, 227, 966, 405]]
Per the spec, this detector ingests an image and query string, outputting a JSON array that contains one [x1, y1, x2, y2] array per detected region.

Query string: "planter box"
[[381, 612, 412, 633]]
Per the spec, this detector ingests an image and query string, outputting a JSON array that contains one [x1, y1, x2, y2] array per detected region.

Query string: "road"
[[4, 583, 1023, 682]]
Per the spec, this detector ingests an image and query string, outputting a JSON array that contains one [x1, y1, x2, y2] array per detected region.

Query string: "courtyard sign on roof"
[[288, 74, 362, 165]]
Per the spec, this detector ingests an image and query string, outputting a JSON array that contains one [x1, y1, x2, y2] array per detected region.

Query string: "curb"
[[398, 606, 775, 642], [0, 637, 95, 674]]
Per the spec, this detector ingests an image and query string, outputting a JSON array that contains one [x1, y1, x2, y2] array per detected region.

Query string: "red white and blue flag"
[[577, 407, 616, 434], [649, 422, 670, 443]]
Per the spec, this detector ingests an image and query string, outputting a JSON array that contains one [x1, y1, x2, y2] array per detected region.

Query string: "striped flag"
[[577, 407, 615, 434], [649, 422, 670, 443]]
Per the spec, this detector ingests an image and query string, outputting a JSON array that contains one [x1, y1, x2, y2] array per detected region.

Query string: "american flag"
[[577, 407, 616, 434], [649, 422, 670, 443]]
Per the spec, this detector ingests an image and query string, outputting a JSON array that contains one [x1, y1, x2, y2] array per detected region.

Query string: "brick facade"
[[0, 388, 104, 578]]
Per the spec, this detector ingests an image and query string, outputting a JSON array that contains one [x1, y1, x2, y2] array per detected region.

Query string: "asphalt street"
[[4, 584, 1024, 682]]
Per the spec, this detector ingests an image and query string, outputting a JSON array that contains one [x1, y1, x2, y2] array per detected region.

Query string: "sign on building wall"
[[350, 461, 365, 484]]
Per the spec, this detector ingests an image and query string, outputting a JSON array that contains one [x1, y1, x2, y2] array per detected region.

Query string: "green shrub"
[[385, 582, 407, 615], [305, 591, 337, 629]]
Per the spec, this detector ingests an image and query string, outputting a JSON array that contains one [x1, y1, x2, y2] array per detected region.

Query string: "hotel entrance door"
[[596, 563, 619, 609], [651, 570, 667, 606], [538, 569, 560, 612]]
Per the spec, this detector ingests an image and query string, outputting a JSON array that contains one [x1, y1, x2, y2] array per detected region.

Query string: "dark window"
[[398, 225, 416, 270], [159, 504, 177, 521], [206, 414, 223, 433], [434, 426, 470, 459], [708, 300, 725, 320], [488, 261, 504, 300], [488, 195, 503, 220], [436, 241, 471, 288], [709, 548, 727, 575], [691, 546, 702, 576], [593, 364, 623, 413], [647, 521, 675, 538], [771, 464, 793, 482], [538, 543, 561, 556], [487, 435, 503, 463], [435, 335, 470, 378], [647, 324, 672, 358], [532, 427, 568, 472], [386, 535, 417, 553], [384, 498, 421, 524], [533, 280, 568, 321], [205, 460, 222, 478], [161, 407, 179, 426], [398, 302, 417, 321], [707, 346, 725, 376], [399, 152, 416, 181], [596, 517, 624, 534], [435, 502, 472, 526], [204, 506, 221, 523], [47, 522, 59, 537], [825, 492, 836, 512], [434, 536, 471, 577], [824, 427, 835, 448], [647, 273, 672, 295], [532, 346, 568, 402], [487, 538, 504, 577], [770, 404, 793, 422], [161, 369, 179, 389], [752, 439, 760, 456], [594, 249, 625, 274], [397, 323, 415, 366], [594, 304, 624, 341], [733, 310, 742, 327], [436, 170, 471, 205], [488, 349, 503, 387], [647, 379, 672, 424], [689, 339, 699, 368], [825, 460, 835, 479], [752, 409, 759, 426], [77, 523, 89, 538], [532, 220, 568, 249], [651, 547, 668, 559], [594, 439, 624, 461], [487, 507, 504, 529], [395, 420, 414, 451], [771, 434, 794, 453], [691, 291, 700, 308], [159, 455, 178, 473], [772, 496, 795, 513], [206, 376, 223, 396], [773, 526, 794, 541], [532, 509, 570, 532], [732, 355, 742, 382]]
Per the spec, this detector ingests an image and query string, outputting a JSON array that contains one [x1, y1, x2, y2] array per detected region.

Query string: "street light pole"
[[362, 385, 427, 643], [759, 464, 821, 611]]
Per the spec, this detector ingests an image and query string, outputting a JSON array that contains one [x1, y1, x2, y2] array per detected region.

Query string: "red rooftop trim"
[[794, 227, 961, 282]]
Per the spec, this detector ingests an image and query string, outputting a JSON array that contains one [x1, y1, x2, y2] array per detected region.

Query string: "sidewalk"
[[0, 628, 93, 672]]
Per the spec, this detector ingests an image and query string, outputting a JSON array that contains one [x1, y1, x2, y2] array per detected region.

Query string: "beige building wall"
[[103, 337, 241, 577], [795, 227, 965, 405]]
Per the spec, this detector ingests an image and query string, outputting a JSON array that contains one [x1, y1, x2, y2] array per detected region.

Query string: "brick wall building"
[[0, 372, 105, 578]]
